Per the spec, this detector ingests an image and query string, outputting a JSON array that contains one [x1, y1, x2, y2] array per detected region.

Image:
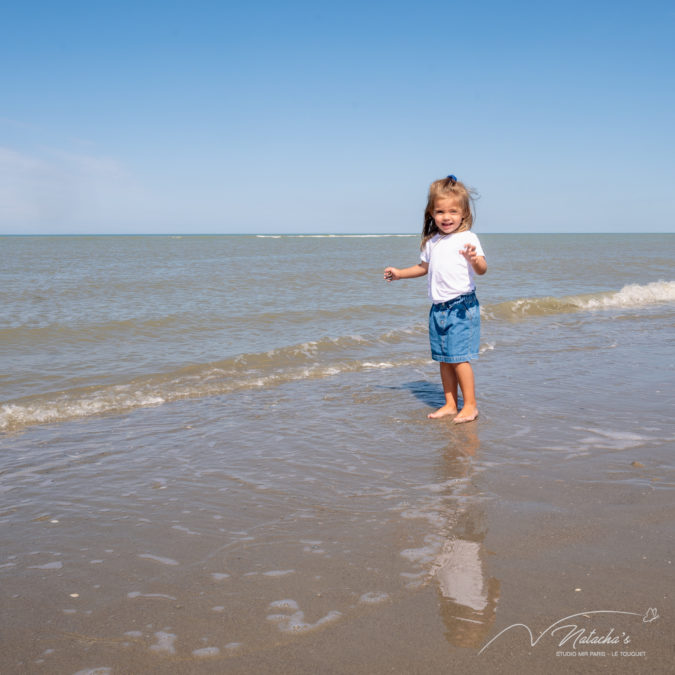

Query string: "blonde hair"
[[420, 175, 477, 250]]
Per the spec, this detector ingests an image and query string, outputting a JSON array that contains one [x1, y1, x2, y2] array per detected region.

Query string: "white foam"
[[138, 554, 179, 566], [267, 600, 342, 634], [29, 561, 63, 570], [171, 525, 200, 535], [211, 573, 231, 581], [580, 280, 675, 310], [127, 592, 176, 600], [0, 394, 165, 432], [558, 426, 675, 455], [262, 570, 295, 577], [149, 631, 176, 655], [192, 647, 220, 658], [359, 591, 390, 604], [400, 534, 445, 565], [400, 507, 446, 528], [415, 480, 461, 494], [578, 427, 649, 445], [73, 669, 113, 675]]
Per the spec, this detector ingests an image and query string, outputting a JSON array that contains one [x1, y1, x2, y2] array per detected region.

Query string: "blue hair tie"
[[447, 174, 457, 183]]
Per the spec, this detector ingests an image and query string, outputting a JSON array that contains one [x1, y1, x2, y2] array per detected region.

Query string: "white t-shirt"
[[420, 231, 485, 303]]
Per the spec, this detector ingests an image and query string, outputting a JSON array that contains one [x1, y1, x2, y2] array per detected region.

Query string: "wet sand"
[[1, 360, 673, 674]]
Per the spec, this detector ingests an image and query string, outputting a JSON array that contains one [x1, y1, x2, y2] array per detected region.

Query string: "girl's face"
[[433, 197, 466, 235]]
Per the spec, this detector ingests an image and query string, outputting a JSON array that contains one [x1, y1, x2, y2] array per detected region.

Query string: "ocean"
[[1, 233, 674, 673]]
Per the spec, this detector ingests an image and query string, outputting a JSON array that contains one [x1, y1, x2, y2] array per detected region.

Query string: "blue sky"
[[1, 0, 674, 234]]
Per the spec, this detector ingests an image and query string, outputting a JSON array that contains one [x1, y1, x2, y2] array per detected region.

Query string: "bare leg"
[[453, 361, 479, 423], [428, 362, 459, 419]]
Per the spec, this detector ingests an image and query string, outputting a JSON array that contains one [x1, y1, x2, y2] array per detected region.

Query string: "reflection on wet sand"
[[433, 424, 501, 648]]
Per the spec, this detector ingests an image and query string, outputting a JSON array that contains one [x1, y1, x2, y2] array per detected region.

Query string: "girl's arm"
[[384, 261, 429, 281]]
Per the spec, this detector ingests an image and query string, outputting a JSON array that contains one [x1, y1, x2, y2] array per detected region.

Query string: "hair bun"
[[446, 174, 458, 185]]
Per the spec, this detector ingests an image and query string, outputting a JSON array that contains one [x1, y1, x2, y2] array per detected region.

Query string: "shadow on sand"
[[378, 380, 463, 411]]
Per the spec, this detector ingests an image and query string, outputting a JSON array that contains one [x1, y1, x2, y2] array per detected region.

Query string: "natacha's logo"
[[479, 608, 659, 656]]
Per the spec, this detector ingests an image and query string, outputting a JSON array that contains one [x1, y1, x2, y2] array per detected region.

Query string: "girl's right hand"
[[383, 267, 399, 281]]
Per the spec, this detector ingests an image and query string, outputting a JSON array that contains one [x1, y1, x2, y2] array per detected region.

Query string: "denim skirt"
[[428, 292, 480, 363]]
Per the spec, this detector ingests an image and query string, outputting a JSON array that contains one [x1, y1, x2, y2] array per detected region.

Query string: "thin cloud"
[[0, 146, 151, 233]]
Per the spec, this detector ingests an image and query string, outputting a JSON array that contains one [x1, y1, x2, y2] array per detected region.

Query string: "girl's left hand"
[[460, 244, 487, 274], [460, 244, 479, 263]]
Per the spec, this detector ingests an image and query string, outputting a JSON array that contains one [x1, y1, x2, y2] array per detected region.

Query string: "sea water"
[[2, 234, 673, 432], [1, 234, 674, 672]]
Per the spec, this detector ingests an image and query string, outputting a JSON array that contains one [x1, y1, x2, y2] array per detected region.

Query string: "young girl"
[[384, 175, 487, 423]]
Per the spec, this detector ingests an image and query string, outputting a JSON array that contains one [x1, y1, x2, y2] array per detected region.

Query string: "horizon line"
[[1, 231, 672, 238]]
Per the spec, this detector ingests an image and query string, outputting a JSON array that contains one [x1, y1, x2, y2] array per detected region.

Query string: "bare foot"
[[452, 406, 479, 424], [427, 404, 458, 419]]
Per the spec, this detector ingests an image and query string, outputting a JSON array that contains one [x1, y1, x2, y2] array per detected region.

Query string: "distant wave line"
[[255, 234, 417, 238]]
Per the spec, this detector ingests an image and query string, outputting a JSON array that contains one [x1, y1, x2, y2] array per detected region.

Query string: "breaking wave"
[[0, 334, 428, 433], [484, 280, 675, 320]]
